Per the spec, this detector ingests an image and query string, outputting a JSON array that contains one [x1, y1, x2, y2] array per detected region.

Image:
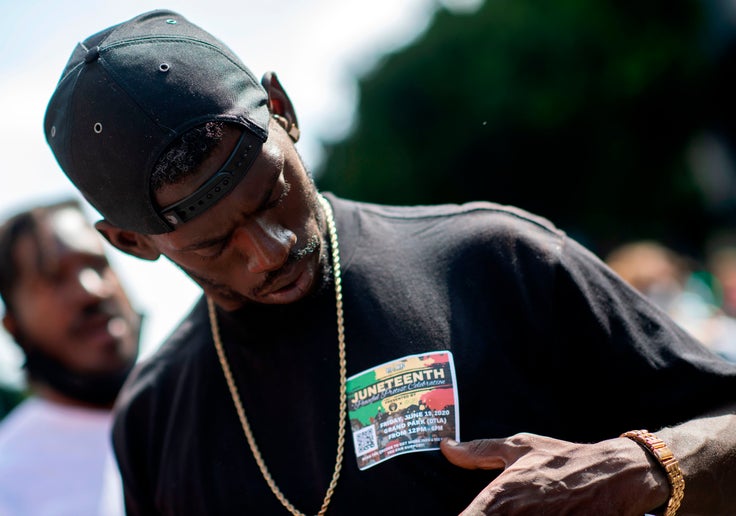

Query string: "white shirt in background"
[[0, 397, 124, 516]]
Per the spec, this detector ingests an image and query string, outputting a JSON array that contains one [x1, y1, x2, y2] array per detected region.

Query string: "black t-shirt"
[[113, 194, 736, 515]]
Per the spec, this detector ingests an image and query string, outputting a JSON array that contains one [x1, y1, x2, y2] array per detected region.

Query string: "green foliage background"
[[317, 0, 729, 257]]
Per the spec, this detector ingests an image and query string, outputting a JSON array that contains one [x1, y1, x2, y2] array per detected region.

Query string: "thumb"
[[440, 438, 508, 470]]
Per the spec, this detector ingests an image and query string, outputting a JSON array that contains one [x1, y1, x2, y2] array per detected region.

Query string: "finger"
[[440, 438, 508, 470]]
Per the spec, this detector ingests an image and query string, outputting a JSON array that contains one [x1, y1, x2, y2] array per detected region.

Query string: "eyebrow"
[[175, 168, 282, 253]]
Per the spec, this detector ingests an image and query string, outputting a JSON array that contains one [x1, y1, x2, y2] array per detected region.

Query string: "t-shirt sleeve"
[[535, 234, 736, 441]]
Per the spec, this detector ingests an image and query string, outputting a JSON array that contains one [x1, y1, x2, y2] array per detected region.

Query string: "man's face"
[[149, 120, 327, 311], [8, 209, 140, 376]]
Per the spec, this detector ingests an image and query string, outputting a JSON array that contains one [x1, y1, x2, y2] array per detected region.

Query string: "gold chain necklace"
[[207, 194, 347, 516]]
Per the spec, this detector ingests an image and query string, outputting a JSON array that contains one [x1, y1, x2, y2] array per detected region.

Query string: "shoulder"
[[329, 194, 561, 238], [0, 398, 38, 447], [0, 398, 67, 466], [325, 194, 568, 266], [329, 194, 553, 226]]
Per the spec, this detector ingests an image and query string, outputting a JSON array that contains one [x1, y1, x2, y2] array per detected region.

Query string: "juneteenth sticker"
[[347, 350, 459, 470]]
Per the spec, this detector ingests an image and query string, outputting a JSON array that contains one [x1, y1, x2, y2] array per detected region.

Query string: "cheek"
[[14, 292, 70, 344], [15, 285, 62, 321], [284, 183, 320, 231], [105, 274, 133, 309]]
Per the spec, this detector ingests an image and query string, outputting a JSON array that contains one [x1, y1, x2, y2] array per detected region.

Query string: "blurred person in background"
[[604, 240, 692, 311], [704, 238, 736, 362], [606, 240, 736, 363], [0, 199, 141, 516], [707, 241, 736, 318]]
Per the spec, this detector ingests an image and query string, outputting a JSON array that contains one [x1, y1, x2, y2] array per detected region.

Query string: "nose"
[[232, 217, 296, 274]]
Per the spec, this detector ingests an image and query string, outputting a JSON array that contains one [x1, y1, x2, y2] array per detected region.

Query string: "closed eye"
[[194, 177, 290, 261], [194, 237, 230, 259]]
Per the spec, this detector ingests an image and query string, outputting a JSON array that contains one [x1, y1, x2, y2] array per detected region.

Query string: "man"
[[0, 200, 141, 515], [44, 10, 736, 515]]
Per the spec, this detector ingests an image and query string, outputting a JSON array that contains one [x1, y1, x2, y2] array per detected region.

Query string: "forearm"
[[656, 403, 736, 515]]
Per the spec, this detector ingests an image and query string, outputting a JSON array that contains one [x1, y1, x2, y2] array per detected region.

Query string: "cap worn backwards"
[[44, 9, 271, 234]]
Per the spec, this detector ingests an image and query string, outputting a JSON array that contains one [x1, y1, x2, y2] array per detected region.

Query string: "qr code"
[[353, 425, 378, 456]]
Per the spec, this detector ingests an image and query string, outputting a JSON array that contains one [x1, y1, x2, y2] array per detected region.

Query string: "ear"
[[261, 71, 300, 142], [95, 220, 161, 261]]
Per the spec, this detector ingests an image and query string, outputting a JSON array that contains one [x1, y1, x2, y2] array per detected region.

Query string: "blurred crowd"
[[605, 237, 736, 363]]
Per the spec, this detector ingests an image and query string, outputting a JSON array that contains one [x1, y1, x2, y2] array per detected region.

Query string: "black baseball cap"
[[44, 10, 271, 234]]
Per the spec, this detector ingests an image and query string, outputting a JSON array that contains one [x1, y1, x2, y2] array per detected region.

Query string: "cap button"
[[84, 46, 100, 63]]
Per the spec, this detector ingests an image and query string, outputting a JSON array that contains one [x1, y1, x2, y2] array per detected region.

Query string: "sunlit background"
[[2, 0, 736, 391]]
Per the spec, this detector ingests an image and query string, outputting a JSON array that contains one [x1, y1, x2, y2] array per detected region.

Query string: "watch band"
[[621, 429, 685, 516]]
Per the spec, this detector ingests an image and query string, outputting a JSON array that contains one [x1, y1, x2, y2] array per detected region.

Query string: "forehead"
[[46, 206, 105, 255], [14, 208, 105, 279]]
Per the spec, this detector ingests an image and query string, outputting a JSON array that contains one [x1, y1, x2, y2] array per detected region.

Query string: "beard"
[[17, 328, 138, 408], [177, 187, 333, 308], [180, 231, 333, 308]]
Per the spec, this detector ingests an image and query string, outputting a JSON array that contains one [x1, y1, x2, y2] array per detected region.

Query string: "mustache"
[[179, 233, 324, 306], [68, 300, 126, 335], [258, 234, 321, 291]]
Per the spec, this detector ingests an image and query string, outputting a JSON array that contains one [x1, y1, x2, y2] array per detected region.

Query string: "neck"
[[22, 344, 130, 408]]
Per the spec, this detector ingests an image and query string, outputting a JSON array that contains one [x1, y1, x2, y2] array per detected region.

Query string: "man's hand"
[[440, 433, 669, 515]]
